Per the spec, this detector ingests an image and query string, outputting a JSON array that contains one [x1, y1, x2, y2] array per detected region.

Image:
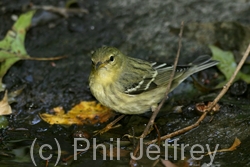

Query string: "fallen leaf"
[[210, 45, 250, 88], [195, 102, 220, 115], [0, 10, 65, 91], [206, 137, 241, 155], [0, 91, 12, 115], [40, 101, 115, 125], [226, 137, 241, 151]]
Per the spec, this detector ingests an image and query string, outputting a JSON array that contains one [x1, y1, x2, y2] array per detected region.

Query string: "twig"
[[145, 112, 207, 145], [45, 160, 49, 167], [32, 5, 89, 18], [62, 151, 84, 162], [93, 114, 125, 136], [129, 21, 184, 166], [152, 159, 160, 167], [1, 50, 67, 61], [146, 43, 250, 145], [24, 55, 67, 60], [154, 124, 161, 146]]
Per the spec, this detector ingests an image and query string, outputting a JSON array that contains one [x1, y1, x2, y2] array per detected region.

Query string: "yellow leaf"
[[40, 101, 115, 125], [0, 91, 12, 115], [206, 137, 241, 155], [228, 137, 241, 151]]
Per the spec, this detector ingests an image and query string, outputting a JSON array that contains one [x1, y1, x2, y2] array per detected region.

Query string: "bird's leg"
[[94, 114, 125, 136]]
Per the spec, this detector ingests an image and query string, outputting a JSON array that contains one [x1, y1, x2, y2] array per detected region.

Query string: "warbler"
[[89, 46, 218, 115]]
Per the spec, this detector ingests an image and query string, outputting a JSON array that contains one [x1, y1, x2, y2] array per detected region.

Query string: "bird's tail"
[[189, 55, 218, 73]]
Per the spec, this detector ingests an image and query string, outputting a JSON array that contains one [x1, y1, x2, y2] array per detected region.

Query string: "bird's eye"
[[91, 60, 94, 65], [109, 55, 114, 62]]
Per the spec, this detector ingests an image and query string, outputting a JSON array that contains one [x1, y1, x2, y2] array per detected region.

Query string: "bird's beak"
[[95, 61, 105, 70]]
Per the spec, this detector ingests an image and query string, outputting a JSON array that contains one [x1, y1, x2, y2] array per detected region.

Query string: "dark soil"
[[1, 0, 250, 167]]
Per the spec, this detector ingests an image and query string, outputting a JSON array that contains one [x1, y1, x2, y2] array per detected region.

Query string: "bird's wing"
[[119, 59, 190, 95], [153, 64, 192, 86], [118, 58, 159, 95]]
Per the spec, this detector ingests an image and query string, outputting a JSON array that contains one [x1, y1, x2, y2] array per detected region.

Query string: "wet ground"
[[1, 0, 250, 167]]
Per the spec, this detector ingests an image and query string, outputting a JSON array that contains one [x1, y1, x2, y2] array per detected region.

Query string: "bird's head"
[[91, 46, 125, 72]]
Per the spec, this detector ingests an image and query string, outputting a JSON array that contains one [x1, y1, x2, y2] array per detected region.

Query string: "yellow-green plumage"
[[89, 46, 218, 114]]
